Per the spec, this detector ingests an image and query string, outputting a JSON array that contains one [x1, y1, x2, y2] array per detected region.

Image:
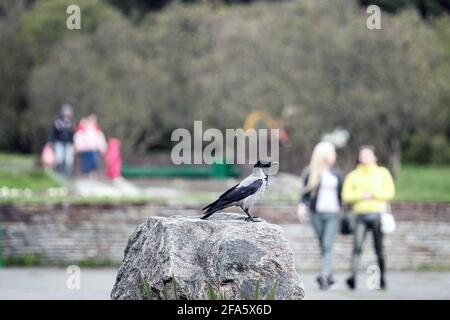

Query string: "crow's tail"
[[200, 202, 230, 220], [200, 210, 215, 220]]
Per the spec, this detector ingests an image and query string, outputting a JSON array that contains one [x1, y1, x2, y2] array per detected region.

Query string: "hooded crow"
[[200, 160, 276, 222]]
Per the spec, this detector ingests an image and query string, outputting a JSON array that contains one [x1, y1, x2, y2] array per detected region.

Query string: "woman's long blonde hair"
[[304, 141, 336, 194]]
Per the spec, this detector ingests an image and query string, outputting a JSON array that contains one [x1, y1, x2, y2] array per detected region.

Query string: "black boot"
[[346, 275, 356, 290], [316, 275, 329, 290], [380, 275, 386, 290], [327, 275, 338, 290]]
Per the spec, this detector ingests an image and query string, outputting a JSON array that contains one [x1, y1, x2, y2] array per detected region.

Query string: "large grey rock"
[[111, 212, 305, 300]]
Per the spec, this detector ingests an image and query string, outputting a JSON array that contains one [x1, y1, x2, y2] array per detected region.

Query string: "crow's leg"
[[243, 208, 259, 222]]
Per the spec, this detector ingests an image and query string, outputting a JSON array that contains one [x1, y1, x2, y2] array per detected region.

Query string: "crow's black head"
[[254, 160, 271, 168]]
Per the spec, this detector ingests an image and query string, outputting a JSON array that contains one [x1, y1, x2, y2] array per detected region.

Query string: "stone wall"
[[0, 202, 449, 271]]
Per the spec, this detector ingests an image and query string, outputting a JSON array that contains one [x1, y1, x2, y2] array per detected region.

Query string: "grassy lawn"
[[1, 153, 449, 203], [0, 153, 60, 191], [395, 164, 450, 202]]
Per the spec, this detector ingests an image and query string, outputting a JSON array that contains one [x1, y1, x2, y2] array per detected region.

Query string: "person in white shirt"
[[297, 141, 343, 290], [74, 114, 107, 178]]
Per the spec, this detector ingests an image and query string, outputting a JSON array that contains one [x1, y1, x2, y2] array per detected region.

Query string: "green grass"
[[0, 153, 59, 191], [1, 253, 121, 267], [0, 169, 59, 191], [75, 258, 118, 268], [0, 153, 33, 163], [395, 164, 450, 202], [415, 263, 450, 272], [2, 253, 43, 267], [1, 153, 449, 203], [137, 275, 280, 300]]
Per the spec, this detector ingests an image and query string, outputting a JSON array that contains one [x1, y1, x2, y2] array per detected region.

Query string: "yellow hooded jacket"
[[342, 164, 395, 214]]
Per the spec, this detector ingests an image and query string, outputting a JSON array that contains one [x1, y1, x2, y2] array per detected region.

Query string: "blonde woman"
[[297, 141, 343, 290]]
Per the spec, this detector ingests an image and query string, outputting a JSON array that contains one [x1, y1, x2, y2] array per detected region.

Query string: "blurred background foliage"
[[0, 0, 449, 174]]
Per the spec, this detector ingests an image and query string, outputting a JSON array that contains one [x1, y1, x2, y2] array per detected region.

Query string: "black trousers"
[[351, 213, 385, 279]]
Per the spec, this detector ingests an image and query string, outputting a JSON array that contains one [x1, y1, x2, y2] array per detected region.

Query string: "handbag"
[[340, 213, 354, 235], [381, 204, 396, 234], [41, 142, 56, 169]]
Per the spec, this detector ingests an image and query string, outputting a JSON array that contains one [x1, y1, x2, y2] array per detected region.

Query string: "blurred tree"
[[185, 1, 444, 174], [19, 0, 119, 65], [26, 15, 170, 155], [0, 0, 120, 151], [359, 0, 450, 17], [105, 0, 450, 19], [0, 0, 31, 151], [405, 15, 450, 164], [104, 0, 287, 20], [1, 0, 449, 171], [105, 0, 172, 21]]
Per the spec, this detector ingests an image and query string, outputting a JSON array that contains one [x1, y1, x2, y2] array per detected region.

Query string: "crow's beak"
[[264, 161, 279, 175]]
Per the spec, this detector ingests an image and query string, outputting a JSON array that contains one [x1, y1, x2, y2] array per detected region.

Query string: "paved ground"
[[0, 268, 449, 300], [303, 272, 450, 300]]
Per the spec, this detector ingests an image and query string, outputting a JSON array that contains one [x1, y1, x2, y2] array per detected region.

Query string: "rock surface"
[[111, 212, 305, 300]]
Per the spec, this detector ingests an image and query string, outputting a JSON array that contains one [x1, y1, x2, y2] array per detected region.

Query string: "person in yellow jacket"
[[342, 145, 395, 290]]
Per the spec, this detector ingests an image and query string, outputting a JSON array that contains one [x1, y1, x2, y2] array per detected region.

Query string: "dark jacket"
[[51, 117, 75, 143], [300, 166, 343, 212]]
